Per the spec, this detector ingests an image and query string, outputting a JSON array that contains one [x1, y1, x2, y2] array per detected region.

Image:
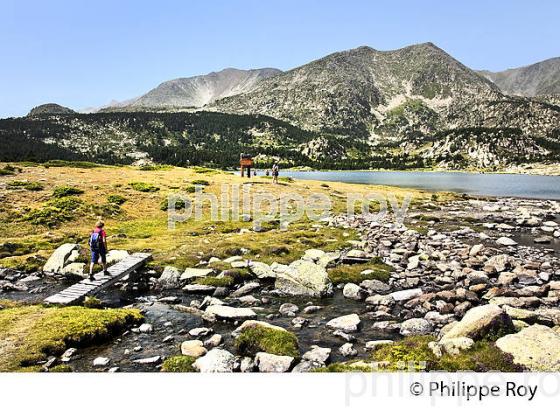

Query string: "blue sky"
[[1, 0, 558, 118]]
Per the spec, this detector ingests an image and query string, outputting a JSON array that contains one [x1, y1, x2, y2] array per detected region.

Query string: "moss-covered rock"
[[235, 325, 299, 357], [193, 276, 234, 287], [161, 355, 196, 372]]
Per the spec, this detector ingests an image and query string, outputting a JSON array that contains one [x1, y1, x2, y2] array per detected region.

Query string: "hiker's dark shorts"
[[91, 249, 107, 264]]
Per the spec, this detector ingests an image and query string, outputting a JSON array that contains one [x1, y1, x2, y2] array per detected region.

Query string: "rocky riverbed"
[[1, 196, 560, 372]]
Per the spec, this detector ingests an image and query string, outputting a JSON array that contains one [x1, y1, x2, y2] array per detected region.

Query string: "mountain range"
[[3, 43, 560, 171]]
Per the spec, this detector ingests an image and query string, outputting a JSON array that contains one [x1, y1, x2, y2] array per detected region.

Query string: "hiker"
[[89, 221, 109, 280], [272, 162, 279, 184]]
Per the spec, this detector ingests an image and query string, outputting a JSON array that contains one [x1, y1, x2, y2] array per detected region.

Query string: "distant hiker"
[[272, 162, 279, 184], [89, 220, 109, 280], [253, 170, 257, 177], [265, 169, 270, 177]]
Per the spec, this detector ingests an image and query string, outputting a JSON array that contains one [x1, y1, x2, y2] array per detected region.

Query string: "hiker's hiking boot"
[[89, 274, 95, 281], [103, 270, 111, 276]]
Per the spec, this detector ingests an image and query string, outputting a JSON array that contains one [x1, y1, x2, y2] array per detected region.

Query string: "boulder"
[[248, 261, 276, 279], [400, 318, 433, 336], [360, 279, 391, 294], [43, 244, 79, 273], [193, 348, 236, 373], [158, 266, 182, 289], [441, 304, 513, 341], [274, 260, 332, 297], [302, 249, 326, 262], [205, 305, 257, 321], [181, 340, 207, 358], [105, 250, 129, 264], [181, 268, 214, 281], [496, 237, 517, 246], [61, 263, 85, 277], [364, 340, 394, 351], [496, 324, 560, 371], [183, 284, 216, 294], [389, 288, 422, 302], [279, 303, 299, 316], [326, 313, 361, 333], [232, 320, 288, 337], [342, 283, 364, 300], [302, 346, 331, 364], [338, 343, 357, 357], [230, 282, 260, 297], [255, 352, 294, 372], [438, 337, 474, 356]]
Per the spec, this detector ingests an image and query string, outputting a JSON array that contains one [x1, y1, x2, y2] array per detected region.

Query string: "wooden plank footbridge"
[[44, 252, 152, 305]]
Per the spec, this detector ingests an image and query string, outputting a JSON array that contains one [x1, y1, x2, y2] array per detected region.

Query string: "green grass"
[[328, 258, 392, 285], [235, 325, 299, 357], [0, 304, 142, 371], [129, 182, 160, 192], [161, 355, 196, 372], [42, 160, 101, 168], [313, 362, 373, 372], [52, 186, 84, 198]]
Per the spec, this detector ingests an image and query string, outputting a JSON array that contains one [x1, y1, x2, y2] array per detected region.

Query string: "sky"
[[0, 0, 558, 118]]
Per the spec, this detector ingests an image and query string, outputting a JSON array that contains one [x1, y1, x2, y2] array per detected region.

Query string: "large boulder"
[[193, 348, 236, 372], [326, 313, 361, 333], [441, 304, 513, 341], [496, 324, 560, 371], [106, 250, 129, 264], [158, 266, 182, 289], [274, 260, 332, 297], [205, 305, 257, 321], [61, 262, 86, 277], [43, 244, 79, 273]]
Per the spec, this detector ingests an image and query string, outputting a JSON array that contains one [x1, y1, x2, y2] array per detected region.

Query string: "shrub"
[[129, 182, 159, 192], [49, 364, 73, 372], [43, 160, 100, 168], [159, 197, 190, 211], [7, 180, 44, 191], [107, 194, 127, 205], [191, 179, 210, 186], [235, 325, 299, 357], [83, 296, 102, 309], [23, 206, 73, 227], [161, 356, 196, 372], [0, 165, 19, 176], [47, 197, 83, 212], [52, 186, 84, 198], [138, 164, 172, 171], [185, 185, 197, 193]]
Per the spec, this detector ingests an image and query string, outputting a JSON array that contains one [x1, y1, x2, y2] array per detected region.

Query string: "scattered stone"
[[181, 340, 207, 358], [360, 279, 391, 294], [496, 237, 518, 246], [183, 284, 216, 294], [279, 303, 299, 316], [400, 318, 433, 336], [255, 352, 294, 372], [93, 357, 110, 367], [302, 346, 331, 364], [139, 323, 153, 333], [189, 327, 213, 338], [204, 334, 223, 348], [133, 356, 162, 365], [364, 340, 394, 351], [158, 266, 182, 289], [338, 343, 358, 357], [389, 288, 422, 302], [342, 283, 364, 300], [193, 348, 236, 373], [205, 305, 257, 320], [230, 282, 260, 297]]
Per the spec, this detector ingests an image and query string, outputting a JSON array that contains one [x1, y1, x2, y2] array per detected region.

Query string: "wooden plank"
[[44, 252, 151, 305]]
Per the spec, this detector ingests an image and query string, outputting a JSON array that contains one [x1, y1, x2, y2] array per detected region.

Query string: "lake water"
[[281, 171, 560, 200]]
